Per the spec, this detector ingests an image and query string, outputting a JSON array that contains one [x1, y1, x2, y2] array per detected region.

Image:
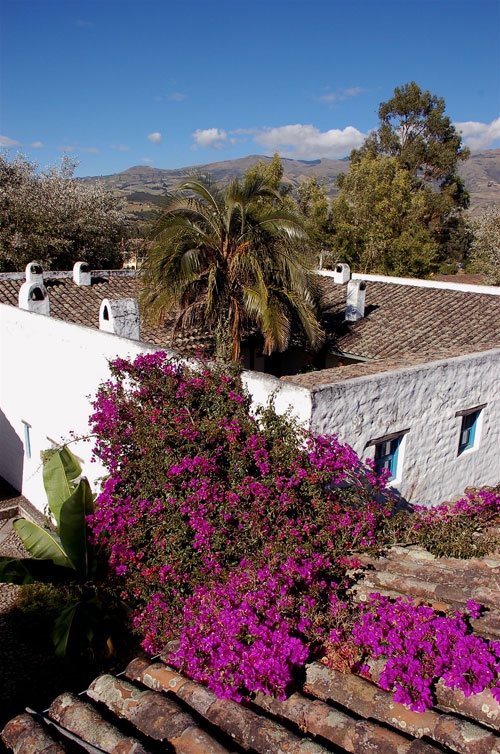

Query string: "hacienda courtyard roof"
[[0, 268, 499, 384]]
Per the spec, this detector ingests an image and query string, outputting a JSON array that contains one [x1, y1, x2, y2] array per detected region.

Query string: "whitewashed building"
[[1, 263, 499, 510]]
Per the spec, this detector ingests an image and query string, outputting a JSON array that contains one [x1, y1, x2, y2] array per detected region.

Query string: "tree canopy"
[[332, 83, 471, 275], [469, 205, 500, 284], [140, 174, 324, 362], [0, 153, 127, 271]]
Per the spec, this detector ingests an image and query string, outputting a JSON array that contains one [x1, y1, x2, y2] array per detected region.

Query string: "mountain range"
[[85, 149, 500, 224]]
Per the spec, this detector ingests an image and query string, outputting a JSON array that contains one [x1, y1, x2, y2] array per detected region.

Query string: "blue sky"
[[1, 0, 499, 177]]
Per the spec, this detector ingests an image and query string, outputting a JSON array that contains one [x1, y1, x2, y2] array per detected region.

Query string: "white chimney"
[[25, 261, 44, 283], [18, 281, 50, 315], [73, 261, 91, 286], [99, 298, 140, 340], [333, 263, 351, 284], [346, 280, 366, 321]]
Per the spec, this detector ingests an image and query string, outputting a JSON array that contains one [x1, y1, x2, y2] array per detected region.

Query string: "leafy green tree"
[[141, 175, 324, 361], [469, 205, 500, 284], [296, 175, 334, 267], [352, 81, 470, 191], [335, 83, 470, 274], [332, 154, 439, 276], [0, 153, 127, 271]]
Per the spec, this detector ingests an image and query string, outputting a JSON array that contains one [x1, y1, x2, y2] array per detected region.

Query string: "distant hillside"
[[83, 149, 500, 224]]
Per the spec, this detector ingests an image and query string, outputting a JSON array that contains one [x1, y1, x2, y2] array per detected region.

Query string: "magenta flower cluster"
[[351, 594, 500, 712], [87, 351, 500, 709]]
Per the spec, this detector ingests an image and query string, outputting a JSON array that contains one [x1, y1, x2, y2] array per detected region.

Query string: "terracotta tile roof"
[[3, 533, 500, 753], [0, 270, 214, 356], [318, 277, 500, 362], [2, 270, 500, 377]]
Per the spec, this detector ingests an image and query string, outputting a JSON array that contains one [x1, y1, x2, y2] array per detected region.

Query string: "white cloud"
[[192, 128, 227, 150], [0, 135, 21, 147], [315, 87, 365, 105], [147, 132, 163, 145], [110, 144, 129, 152], [31, 141, 44, 148], [58, 145, 75, 152], [82, 147, 100, 154], [142, 157, 153, 164], [168, 92, 186, 101], [253, 124, 366, 159], [455, 117, 500, 151]]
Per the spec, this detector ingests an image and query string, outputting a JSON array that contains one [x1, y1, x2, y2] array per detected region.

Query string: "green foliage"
[[0, 446, 128, 661], [336, 82, 471, 274], [332, 154, 440, 276], [0, 153, 127, 271], [469, 205, 500, 284], [141, 174, 324, 361]]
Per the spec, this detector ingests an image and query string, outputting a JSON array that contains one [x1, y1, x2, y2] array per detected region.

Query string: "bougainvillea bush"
[[88, 351, 500, 709]]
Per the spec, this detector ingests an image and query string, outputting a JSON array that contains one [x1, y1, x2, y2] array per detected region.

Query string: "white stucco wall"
[[0, 304, 306, 511], [308, 350, 500, 506], [2, 302, 499, 511], [0, 304, 158, 508]]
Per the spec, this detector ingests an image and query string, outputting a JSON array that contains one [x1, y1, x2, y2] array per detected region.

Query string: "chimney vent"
[[18, 281, 50, 315], [346, 280, 366, 321], [333, 263, 351, 284], [73, 261, 91, 286], [99, 298, 140, 340], [25, 262, 44, 283]]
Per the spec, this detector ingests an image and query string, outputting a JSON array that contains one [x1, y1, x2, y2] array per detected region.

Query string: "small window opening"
[[22, 421, 32, 459], [80, 263, 90, 273], [102, 306, 109, 321], [30, 264, 42, 274], [374, 436, 402, 481], [458, 409, 482, 455]]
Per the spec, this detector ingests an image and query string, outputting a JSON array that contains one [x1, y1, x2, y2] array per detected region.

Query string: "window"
[[22, 420, 32, 459], [367, 429, 409, 483], [374, 436, 402, 481], [457, 406, 484, 455]]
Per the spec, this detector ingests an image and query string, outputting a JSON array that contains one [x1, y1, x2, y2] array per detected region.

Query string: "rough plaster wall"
[[309, 351, 500, 506]]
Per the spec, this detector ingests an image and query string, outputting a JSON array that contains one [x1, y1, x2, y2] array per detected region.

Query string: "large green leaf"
[[0, 556, 75, 584], [59, 479, 95, 577], [43, 447, 82, 526], [13, 519, 74, 569]]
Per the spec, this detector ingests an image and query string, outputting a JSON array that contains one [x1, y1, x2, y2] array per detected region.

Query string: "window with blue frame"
[[374, 435, 403, 481], [457, 407, 484, 455]]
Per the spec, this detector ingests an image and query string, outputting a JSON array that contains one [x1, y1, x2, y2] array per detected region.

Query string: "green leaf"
[[0, 556, 75, 584], [52, 600, 80, 657], [43, 447, 82, 526], [59, 479, 95, 577], [13, 519, 74, 569]]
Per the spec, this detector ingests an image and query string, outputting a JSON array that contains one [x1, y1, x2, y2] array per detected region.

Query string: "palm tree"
[[140, 174, 324, 362]]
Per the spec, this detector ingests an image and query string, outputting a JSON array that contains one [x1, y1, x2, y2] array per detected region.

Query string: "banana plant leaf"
[[43, 446, 82, 527], [51, 596, 101, 657], [12, 518, 74, 569], [59, 478, 95, 578], [0, 556, 76, 584]]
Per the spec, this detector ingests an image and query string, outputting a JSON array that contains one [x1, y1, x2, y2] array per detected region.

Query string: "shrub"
[[89, 351, 500, 705]]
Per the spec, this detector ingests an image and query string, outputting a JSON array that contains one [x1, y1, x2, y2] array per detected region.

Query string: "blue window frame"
[[22, 421, 32, 459], [374, 435, 402, 481], [458, 409, 481, 455]]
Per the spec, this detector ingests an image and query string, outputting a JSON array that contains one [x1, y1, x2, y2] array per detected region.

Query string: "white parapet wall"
[[2, 301, 499, 511], [0, 303, 310, 511]]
